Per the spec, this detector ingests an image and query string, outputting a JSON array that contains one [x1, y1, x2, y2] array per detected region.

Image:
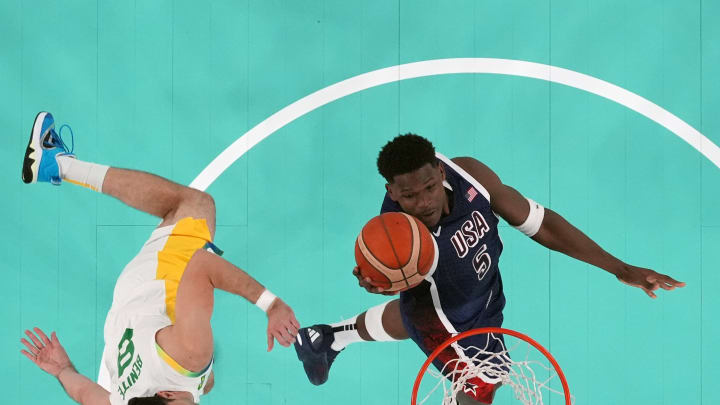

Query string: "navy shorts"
[[400, 282, 505, 403]]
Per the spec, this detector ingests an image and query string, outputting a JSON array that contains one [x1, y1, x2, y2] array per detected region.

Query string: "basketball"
[[354, 212, 438, 292]]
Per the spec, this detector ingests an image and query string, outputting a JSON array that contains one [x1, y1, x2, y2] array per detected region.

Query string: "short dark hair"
[[377, 133, 437, 183], [128, 395, 170, 405]]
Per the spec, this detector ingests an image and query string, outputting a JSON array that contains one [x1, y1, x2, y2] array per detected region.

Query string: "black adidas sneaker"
[[293, 324, 342, 385]]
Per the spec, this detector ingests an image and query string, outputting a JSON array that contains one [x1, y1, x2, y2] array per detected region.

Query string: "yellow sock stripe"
[[64, 178, 98, 191]]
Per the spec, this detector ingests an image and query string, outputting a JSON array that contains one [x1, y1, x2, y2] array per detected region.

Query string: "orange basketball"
[[354, 212, 437, 292]]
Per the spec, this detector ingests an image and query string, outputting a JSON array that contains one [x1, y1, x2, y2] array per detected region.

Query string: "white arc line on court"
[[189, 58, 719, 191]]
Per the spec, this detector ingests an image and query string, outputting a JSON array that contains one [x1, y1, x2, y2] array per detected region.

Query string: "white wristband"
[[515, 198, 545, 237], [255, 289, 277, 313]]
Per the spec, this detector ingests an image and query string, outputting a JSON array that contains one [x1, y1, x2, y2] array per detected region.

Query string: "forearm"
[[199, 250, 267, 304], [56, 365, 98, 403], [531, 209, 625, 275]]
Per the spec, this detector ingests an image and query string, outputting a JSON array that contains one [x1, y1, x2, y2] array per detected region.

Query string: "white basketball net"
[[417, 332, 574, 405]]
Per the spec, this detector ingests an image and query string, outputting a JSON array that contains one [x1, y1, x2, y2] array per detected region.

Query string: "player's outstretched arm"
[[171, 249, 300, 355], [20, 328, 110, 405], [452, 157, 686, 299]]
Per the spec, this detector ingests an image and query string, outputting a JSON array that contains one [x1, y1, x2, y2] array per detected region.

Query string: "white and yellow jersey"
[[98, 218, 214, 404]]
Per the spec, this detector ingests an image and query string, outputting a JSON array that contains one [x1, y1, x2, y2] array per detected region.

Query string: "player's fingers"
[[35, 328, 51, 346], [643, 288, 657, 299], [20, 338, 39, 355], [288, 321, 299, 335], [291, 317, 300, 329], [282, 325, 296, 343], [642, 277, 659, 291], [670, 278, 685, 287], [20, 350, 37, 363], [271, 330, 288, 347], [25, 330, 43, 349], [276, 328, 293, 346], [51, 331, 60, 345], [662, 275, 685, 288], [284, 321, 298, 338], [267, 330, 274, 352]]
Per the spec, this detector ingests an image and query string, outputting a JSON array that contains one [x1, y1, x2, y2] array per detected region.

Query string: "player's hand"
[[265, 298, 300, 351], [615, 264, 686, 299], [20, 328, 73, 377], [352, 266, 399, 296]]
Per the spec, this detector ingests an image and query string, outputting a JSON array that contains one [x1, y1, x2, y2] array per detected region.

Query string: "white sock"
[[56, 156, 110, 192], [330, 301, 400, 351], [330, 316, 362, 351]]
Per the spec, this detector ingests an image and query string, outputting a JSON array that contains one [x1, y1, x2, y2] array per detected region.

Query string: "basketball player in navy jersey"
[[294, 134, 685, 404]]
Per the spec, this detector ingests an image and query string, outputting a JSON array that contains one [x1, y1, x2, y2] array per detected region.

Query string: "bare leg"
[[101, 168, 215, 234]]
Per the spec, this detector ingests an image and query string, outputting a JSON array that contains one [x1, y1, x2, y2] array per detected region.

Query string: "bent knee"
[[190, 190, 215, 216], [196, 192, 216, 232], [176, 188, 212, 212], [162, 190, 216, 235]]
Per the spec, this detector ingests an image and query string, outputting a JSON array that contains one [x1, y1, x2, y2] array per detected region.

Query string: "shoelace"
[[53, 124, 75, 154]]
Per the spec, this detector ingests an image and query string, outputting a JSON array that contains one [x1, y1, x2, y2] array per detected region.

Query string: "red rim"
[[411, 327, 571, 405]]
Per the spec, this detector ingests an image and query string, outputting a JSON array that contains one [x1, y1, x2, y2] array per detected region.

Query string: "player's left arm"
[[20, 328, 110, 405], [452, 157, 686, 298]]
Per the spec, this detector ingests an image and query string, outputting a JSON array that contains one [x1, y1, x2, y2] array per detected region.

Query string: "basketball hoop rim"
[[410, 327, 571, 405]]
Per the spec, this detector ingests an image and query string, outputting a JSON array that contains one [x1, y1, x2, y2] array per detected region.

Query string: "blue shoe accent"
[[294, 324, 342, 386], [22, 112, 76, 185]]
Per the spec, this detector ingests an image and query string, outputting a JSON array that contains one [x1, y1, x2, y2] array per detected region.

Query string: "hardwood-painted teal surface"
[[1, 1, 716, 404]]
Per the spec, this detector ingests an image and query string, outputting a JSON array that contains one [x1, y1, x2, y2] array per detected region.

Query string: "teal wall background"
[[1, 0, 718, 404]]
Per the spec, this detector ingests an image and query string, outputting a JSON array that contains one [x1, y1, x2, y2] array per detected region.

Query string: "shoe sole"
[[22, 112, 48, 184]]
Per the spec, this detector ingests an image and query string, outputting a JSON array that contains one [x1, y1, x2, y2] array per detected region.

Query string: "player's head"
[[128, 392, 196, 405], [378, 133, 446, 228]]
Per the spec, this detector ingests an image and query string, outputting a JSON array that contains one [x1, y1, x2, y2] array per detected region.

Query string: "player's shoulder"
[[447, 156, 484, 172], [444, 156, 501, 188]]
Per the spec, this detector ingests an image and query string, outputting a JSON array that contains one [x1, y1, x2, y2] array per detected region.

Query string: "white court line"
[[189, 58, 719, 191]]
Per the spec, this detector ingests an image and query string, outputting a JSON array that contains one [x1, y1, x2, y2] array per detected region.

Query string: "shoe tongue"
[[42, 129, 59, 148]]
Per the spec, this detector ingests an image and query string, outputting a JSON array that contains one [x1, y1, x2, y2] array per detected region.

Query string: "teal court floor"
[[1, 1, 719, 404]]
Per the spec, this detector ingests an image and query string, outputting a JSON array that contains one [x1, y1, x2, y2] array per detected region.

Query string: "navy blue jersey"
[[381, 153, 505, 334]]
